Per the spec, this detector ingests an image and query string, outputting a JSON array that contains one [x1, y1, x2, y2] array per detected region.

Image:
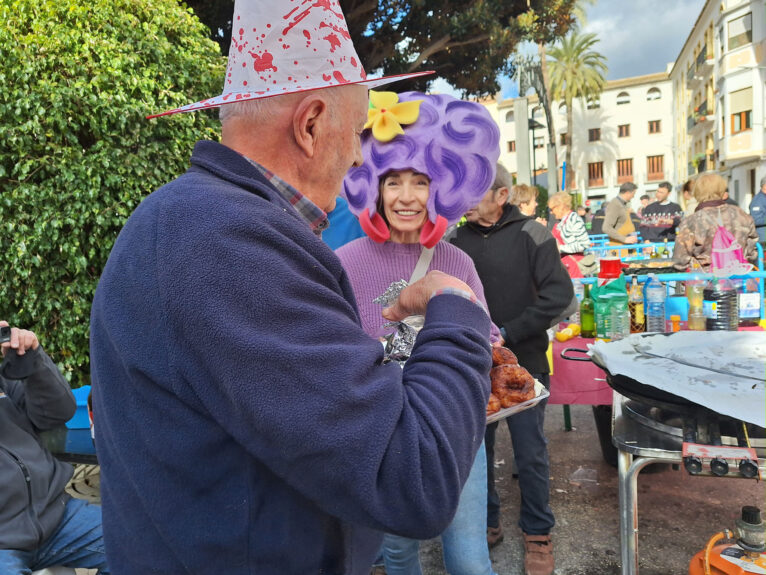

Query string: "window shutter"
[[730, 87, 752, 114]]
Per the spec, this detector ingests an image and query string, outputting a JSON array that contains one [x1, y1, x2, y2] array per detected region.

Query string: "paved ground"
[[419, 403, 765, 575]]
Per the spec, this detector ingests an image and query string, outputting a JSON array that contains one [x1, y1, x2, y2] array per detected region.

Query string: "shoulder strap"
[[409, 246, 434, 284]]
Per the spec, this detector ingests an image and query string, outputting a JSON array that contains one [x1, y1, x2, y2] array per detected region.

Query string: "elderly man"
[[603, 182, 639, 244], [749, 174, 766, 245], [0, 322, 109, 574], [451, 164, 574, 575], [90, 2, 492, 574]]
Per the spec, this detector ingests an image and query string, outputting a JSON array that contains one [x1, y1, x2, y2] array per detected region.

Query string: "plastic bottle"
[[609, 294, 630, 340], [579, 283, 595, 338], [571, 279, 584, 325], [628, 276, 645, 333], [686, 277, 706, 331], [703, 278, 738, 331], [737, 280, 761, 327], [644, 274, 667, 333]]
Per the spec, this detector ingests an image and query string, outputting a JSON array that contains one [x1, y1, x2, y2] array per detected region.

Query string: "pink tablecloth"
[[548, 337, 612, 405]]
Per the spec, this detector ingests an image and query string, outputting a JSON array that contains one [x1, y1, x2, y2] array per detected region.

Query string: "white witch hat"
[[148, 0, 432, 119]]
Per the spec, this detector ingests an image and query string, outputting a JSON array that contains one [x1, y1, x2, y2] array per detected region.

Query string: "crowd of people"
[[537, 174, 764, 276], [3, 2, 765, 575]]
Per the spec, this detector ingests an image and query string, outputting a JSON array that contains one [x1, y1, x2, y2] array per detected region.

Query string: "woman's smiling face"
[[380, 170, 430, 244]]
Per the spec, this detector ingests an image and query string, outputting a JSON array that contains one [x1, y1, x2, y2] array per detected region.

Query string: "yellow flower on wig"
[[365, 91, 422, 142]]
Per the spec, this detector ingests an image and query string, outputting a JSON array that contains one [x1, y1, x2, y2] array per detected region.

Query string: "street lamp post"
[[529, 116, 545, 188]]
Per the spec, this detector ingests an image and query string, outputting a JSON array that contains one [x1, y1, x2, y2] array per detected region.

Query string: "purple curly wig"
[[343, 91, 500, 246]]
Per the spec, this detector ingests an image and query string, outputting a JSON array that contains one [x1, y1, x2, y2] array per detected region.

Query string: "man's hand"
[[0, 321, 39, 357], [623, 235, 638, 244], [381, 271, 477, 323]]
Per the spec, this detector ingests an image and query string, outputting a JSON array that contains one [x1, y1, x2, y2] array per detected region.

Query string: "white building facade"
[[481, 73, 675, 208], [671, 0, 766, 208]]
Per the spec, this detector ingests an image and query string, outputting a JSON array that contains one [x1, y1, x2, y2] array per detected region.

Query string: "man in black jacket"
[[451, 165, 574, 575], [0, 322, 108, 573]]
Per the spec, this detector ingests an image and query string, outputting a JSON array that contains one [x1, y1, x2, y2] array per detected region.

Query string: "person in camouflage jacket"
[[672, 173, 759, 271]]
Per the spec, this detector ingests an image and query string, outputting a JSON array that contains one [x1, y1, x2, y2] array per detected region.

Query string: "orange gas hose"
[[704, 529, 733, 575]]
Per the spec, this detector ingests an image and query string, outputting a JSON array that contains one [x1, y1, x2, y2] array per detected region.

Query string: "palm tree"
[[536, 0, 595, 191], [547, 31, 607, 191]]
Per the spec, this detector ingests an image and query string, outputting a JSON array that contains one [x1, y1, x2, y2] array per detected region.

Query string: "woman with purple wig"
[[336, 91, 501, 575]]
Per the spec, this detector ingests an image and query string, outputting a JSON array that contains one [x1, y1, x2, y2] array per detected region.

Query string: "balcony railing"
[[695, 45, 708, 68], [587, 178, 604, 188], [686, 64, 696, 84], [617, 174, 633, 184], [647, 171, 664, 182]]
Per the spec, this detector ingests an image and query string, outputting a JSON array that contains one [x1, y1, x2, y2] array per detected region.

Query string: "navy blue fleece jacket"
[[90, 141, 491, 575]]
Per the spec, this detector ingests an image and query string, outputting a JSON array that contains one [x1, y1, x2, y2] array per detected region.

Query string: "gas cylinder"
[[689, 506, 766, 574]]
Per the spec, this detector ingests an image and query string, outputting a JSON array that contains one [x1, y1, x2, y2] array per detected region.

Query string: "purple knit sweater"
[[336, 237, 501, 342]]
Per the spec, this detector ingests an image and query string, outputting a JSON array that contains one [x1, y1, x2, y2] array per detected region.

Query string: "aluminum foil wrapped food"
[[373, 279, 424, 367]]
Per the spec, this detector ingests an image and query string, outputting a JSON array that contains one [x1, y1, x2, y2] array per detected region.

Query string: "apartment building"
[[482, 72, 674, 207], [482, 93, 552, 185], [671, 0, 765, 207]]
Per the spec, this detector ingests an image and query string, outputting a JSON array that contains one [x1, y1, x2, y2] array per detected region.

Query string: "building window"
[[646, 87, 661, 101], [648, 120, 661, 134], [586, 98, 600, 110], [731, 111, 752, 134], [558, 103, 567, 115], [617, 159, 633, 184], [618, 124, 630, 138], [588, 128, 601, 142], [588, 162, 604, 187], [728, 12, 752, 50], [508, 140, 516, 152], [730, 87, 753, 134], [616, 91, 630, 105], [505, 111, 514, 123], [533, 136, 545, 149], [647, 155, 664, 181], [560, 133, 568, 146]]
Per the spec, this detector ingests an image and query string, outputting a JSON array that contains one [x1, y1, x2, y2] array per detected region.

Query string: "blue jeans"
[[382, 441, 496, 575], [485, 373, 554, 535], [0, 497, 109, 574]]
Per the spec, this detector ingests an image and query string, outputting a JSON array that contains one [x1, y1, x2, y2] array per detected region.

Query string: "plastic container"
[[737, 280, 761, 327], [598, 258, 623, 286], [609, 294, 630, 340], [644, 274, 667, 333], [628, 276, 645, 333], [703, 278, 738, 331]]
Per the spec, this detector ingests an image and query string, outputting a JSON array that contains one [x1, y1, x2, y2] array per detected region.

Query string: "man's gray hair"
[[492, 162, 513, 194], [761, 174, 766, 189], [219, 88, 343, 125]]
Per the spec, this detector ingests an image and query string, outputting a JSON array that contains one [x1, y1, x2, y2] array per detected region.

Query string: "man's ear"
[[292, 95, 327, 159], [495, 187, 509, 205]]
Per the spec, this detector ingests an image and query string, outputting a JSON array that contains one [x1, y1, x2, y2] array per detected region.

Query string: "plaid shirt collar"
[[244, 157, 329, 236]]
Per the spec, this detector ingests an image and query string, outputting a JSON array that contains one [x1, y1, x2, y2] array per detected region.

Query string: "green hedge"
[[0, 0, 225, 386]]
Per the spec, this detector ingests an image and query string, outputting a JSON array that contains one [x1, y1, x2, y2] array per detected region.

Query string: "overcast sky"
[[493, 0, 707, 99]]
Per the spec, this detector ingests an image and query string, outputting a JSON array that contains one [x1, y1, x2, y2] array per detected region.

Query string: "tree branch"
[[407, 33, 490, 72]]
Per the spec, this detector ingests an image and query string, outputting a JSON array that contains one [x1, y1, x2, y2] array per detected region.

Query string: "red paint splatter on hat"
[[303, 30, 311, 40], [324, 33, 340, 52], [319, 21, 350, 40], [333, 70, 348, 83], [250, 50, 278, 73], [351, 57, 357, 67]]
